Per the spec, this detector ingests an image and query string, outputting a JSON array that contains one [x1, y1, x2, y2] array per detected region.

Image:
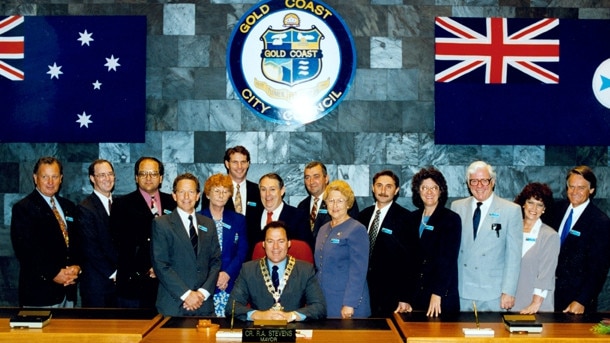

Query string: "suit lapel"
[[170, 211, 197, 257]]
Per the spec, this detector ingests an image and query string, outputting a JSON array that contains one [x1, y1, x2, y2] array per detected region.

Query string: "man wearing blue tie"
[[451, 161, 522, 311], [550, 166, 610, 314]]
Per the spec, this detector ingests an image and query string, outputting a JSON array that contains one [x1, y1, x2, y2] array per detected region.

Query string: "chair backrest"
[[251, 239, 314, 264]]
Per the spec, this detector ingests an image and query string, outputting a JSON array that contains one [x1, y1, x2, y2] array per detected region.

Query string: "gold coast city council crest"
[[227, 0, 356, 125]]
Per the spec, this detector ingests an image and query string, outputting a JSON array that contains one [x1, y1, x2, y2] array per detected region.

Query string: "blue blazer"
[[199, 208, 248, 293], [315, 217, 371, 318]]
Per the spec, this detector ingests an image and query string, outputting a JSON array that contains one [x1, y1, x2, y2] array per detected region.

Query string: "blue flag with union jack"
[[435, 17, 610, 146], [0, 15, 146, 143]]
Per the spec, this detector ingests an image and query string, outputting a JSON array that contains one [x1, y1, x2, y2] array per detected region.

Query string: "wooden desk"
[[393, 311, 610, 342], [142, 316, 404, 343], [0, 308, 162, 343]]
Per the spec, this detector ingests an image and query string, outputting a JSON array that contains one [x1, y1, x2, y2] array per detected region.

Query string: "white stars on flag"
[[76, 111, 93, 128], [104, 55, 120, 71], [46, 29, 123, 129], [47, 62, 63, 79], [77, 29, 94, 46]]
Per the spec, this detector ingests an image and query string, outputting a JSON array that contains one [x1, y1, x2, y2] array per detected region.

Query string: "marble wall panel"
[[3, 0, 610, 308]]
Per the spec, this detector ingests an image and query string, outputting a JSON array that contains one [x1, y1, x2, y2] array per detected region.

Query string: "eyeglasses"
[[212, 188, 230, 196], [420, 185, 439, 192], [327, 198, 346, 205], [468, 178, 492, 186], [94, 172, 115, 179], [138, 171, 160, 178]]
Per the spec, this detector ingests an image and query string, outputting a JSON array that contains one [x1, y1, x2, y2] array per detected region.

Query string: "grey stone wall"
[[2, 0, 610, 309]]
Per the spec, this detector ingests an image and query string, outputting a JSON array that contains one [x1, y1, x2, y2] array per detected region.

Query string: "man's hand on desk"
[[519, 294, 543, 314], [252, 310, 299, 322], [394, 302, 412, 314], [426, 294, 441, 317], [563, 301, 585, 314]]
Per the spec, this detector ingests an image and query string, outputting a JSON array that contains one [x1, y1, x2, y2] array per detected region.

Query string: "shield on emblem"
[[260, 27, 323, 86]]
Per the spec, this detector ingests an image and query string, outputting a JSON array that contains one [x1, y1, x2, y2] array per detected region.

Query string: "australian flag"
[[435, 17, 610, 146], [0, 16, 146, 143]]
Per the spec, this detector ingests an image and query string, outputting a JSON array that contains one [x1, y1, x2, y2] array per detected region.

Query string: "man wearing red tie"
[[11, 156, 81, 307], [246, 173, 312, 258], [110, 156, 176, 308]]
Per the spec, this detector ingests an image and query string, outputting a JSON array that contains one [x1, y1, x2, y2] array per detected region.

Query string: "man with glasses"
[[110, 157, 176, 308], [357, 170, 415, 317], [78, 159, 118, 307], [451, 161, 522, 311]]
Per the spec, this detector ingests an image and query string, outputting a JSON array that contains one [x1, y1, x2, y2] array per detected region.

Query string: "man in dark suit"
[[247, 173, 313, 257], [297, 161, 359, 241], [11, 156, 81, 307], [151, 173, 221, 316], [357, 170, 415, 317], [110, 156, 176, 308], [78, 159, 117, 307], [227, 221, 326, 321], [200, 145, 262, 218], [550, 165, 610, 314]]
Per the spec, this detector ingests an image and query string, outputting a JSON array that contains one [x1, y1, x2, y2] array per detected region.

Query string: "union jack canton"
[[435, 17, 560, 84], [0, 15, 24, 81]]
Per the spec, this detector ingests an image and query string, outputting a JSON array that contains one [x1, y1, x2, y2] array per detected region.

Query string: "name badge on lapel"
[[198, 225, 208, 232], [569, 230, 581, 237]]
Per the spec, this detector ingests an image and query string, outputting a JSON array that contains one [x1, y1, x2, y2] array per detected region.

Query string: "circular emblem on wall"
[[227, 0, 356, 126], [592, 58, 610, 109]]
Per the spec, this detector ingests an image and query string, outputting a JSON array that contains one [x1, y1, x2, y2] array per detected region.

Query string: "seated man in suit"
[[246, 173, 313, 256], [227, 221, 326, 321]]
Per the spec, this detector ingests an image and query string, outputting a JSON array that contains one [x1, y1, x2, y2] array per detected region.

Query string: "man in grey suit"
[[451, 161, 522, 311], [227, 221, 326, 321], [151, 173, 221, 316]]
